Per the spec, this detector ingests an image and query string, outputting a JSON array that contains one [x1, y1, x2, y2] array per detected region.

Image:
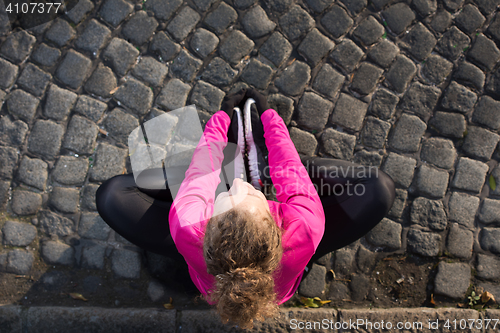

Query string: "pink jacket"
[[168, 109, 325, 304]]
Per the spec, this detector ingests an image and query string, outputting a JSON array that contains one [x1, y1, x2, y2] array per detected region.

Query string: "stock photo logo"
[[1, 0, 80, 30]]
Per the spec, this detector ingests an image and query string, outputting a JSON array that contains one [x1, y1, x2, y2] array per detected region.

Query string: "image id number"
[[5, 2, 62, 14], [444, 318, 498, 330]]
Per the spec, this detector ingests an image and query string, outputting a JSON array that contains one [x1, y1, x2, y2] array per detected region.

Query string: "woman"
[[96, 88, 396, 329]]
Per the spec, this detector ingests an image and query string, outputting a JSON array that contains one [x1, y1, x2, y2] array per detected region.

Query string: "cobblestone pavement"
[[0, 0, 499, 314]]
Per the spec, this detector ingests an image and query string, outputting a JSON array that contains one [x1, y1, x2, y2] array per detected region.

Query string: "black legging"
[[96, 155, 396, 265]]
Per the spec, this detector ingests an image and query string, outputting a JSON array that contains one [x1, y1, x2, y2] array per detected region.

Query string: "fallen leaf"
[[481, 291, 496, 304], [327, 269, 336, 279], [163, 297, 174, 310], [69, 293, 88, 301], [98, 128, 108, 136], [109, 86, 119, 95], [489, 175, 497, 191], [430, 293, 435, 306]]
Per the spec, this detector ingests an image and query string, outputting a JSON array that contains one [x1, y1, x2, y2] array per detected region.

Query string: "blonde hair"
[[203, 208, 283, 329]]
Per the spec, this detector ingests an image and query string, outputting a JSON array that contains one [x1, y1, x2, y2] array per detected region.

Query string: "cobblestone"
[[79, 213, 111, 240], [476, 254, 500, 280], [84, 64, 117, 99], [0, 58, 18, 90], [16, 63, 51, 97], [51, 156, 88, 186], [422, 54, 453, 85], [389, 113, 427, 153], [0, 146, 19, 179], [443, 0, 465, 11], [385, 55, 417, 93], [356, 245, 377, 274], [420, 137, 457, 169], [103, 38, 139, 77], [487, 12, 500, 43], [478, 198, 499, 227], [448, 192, 480, 228], [382, 3, 415, 35], [193, 0, 216, 11], [112, 249, 141, 279], [400, 23, 436, 61], [103, 108, 139, 145], [429, 111, 467, 138], [6, 89, 40, 124], [296, 92, 333, 131], [462, 126, 500, 161], [349, 274, 370, 301], [331, 93, 368, 131], [41, 241, 74, 266], [0, 181, 9, 210], [268, 94, 293, 125], [388, 188, 407, 218], [330, 39, 364, 73], [167, 6, 200, 42], [381, 152, 417, 188], [413, 164, 449, 198], [468, 34, 500, 71], [122, 11, 158, 46], [279, 5, 315, 41], [132, 57, 168, 87], [259, 32, 292, 67], [234, 0, 256, 9], [150, 32, 180, 62], [156, 79, 190, 111], [2, 221, 36, 246], [411, 196, 447, 230], [266, 0, 294, 12], [407, 228, 441, 256], [453, 61, 485, 90], [114, 78, 153, 116], [305, 0, 333, 12], [451, 157, 489, 193], [241, 5, 275, 38], [360, 116, 391, 149], [353, 16, 385, 46], [38, 210, 75, 237], [275, 60, 311, 96], [476, 0, 500, 14], [5, 249, 34, 274], [352, 150, 383, 167], [435, 26, 470, 61], [55, 50, 92, 90], [297, 28, 334, 67], [369, 88, 399, 120], [455, 4, 485, 34], [43, 84, 78, 122], [366, 218, 402, 249], [66, 0, 94, 24], [81, 184, 99, 211], [367, 39, 398, 68], [0, 30, 36, 64], [64, 115, 98, 155], [289, 127, 317, 156], [413, 0, 437, 16], [441, 81, 477, 114], [298, 263, 326, 297], [81, 244, 107, 270], [201, 57, 237, 87], [434, 262, 471, 299], [480, 228, 500, 254], [11, 190, 42, 216], [472, 97, 500, 132], [321, 5, 353, 39], [312, 63, 344, 98], [89, 143, 127, 182], [98, 0, 134, 28], [75, 19, 111, 54], [431, 10, 452, 33], [350, 62, 383, 95], [45, 19, 76, 47], [241, 59, 273, 90], [49, 187, 79, 214], [321, 128, 356, 160], [17, 155, 48, 191], [189, 80, 225, 113], [202, 4, 235, 36], [219, 30, 254, 65], [27, 120, 64, 160], [400, 82, 441, 120]]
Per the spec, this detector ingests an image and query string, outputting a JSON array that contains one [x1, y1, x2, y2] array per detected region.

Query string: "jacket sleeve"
[[168, 111, 231, 255], [261, 109, 325, 250]]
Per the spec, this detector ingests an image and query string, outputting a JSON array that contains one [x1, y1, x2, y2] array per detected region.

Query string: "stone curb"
[[0, 305, 499, 332]]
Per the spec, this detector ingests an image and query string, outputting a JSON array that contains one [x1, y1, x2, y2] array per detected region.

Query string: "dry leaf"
[[328, 269, 336, 279], [109, 86, 119, 95], [69, 293, 88, 301], [430, 293, 435, 306], [286, 58, 296, 66], [98, 128, 108, 136], [481, 291, 496, 304], [163, 297, 174, 309]]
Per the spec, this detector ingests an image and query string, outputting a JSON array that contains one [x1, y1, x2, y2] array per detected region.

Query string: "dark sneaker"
[[223, 107, 245, 187]]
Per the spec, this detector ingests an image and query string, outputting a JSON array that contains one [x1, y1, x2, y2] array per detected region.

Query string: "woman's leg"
[[299, 156, 396, 262]]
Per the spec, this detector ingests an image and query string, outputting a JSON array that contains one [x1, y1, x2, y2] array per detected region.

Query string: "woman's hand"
[[221, 88, 247, 119], [245, 88, 270, 117]]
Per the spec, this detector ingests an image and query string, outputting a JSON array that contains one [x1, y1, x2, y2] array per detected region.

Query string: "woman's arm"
[[261, 109, 325, 250]]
